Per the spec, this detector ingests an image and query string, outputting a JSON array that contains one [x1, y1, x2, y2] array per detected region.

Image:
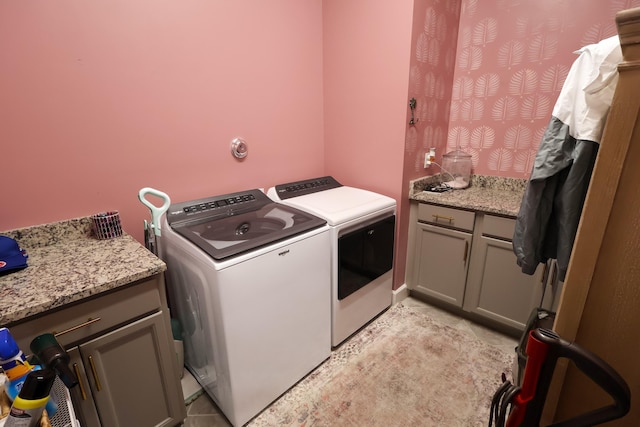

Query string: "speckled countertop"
[[0, 217, 165, 326], [409, 174, 527, 217]]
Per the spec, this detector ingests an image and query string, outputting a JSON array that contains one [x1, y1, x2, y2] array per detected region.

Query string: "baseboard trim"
[[392, 283, 409, 304]]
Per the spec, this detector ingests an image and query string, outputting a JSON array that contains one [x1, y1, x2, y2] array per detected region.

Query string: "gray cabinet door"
[[67, 346, 101, 427], [464, 235, 544, 330], [79, 312, 184, 427], [413, 222, 472, 307]]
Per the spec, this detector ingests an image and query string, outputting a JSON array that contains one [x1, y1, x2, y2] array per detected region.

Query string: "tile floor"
[[181, 296, 518, 426]]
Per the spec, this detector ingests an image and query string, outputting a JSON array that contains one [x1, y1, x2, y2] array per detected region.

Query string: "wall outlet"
[[424, 148, 436, 168]]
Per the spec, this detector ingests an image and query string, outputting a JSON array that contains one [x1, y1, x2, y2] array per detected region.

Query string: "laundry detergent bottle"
[[1, 327, 35, 398]]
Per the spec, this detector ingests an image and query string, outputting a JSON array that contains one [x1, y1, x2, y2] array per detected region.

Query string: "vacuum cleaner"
[[489, 328, 630, 427]]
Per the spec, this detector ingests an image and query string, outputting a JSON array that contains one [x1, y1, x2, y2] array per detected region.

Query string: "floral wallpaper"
[[406, 0, 640, 179], [405, 0, 461, 176]]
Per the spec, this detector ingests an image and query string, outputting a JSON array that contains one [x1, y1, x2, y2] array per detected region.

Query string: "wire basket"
[[0, 378, 79, 427], [48, 377, 80, 427]]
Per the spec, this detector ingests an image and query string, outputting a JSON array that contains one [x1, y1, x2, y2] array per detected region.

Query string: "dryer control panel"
[[273, 176, 342, 200]]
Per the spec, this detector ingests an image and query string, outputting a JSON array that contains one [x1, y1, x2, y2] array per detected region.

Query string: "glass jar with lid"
[[441, 150, 472, 189]]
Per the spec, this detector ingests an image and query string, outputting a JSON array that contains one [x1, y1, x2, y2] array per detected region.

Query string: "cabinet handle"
[[463, 241, 469, 264], [73, 363, 87, 400], [53, 317, 102, 337], [432, 214, 454, 224], [88, 355, 102, 392]]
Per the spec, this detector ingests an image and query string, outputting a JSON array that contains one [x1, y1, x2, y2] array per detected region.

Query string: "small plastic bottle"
[[5, 368, 56, 427], [1, 327, 37, 403], [0, 328, 58, 416]]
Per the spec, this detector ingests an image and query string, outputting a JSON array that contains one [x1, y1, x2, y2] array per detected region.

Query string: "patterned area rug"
[[250, 303, 514, 427]]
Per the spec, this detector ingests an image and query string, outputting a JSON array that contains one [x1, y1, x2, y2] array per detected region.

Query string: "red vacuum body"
[[489, 328, 630, 427]]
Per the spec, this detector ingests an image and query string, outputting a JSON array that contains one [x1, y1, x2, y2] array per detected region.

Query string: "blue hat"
[[0, 236, 28, 275]]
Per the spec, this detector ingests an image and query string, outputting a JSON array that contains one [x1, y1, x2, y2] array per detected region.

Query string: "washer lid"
[[278, 186, 395, 226], [167, 190, 326, 259]]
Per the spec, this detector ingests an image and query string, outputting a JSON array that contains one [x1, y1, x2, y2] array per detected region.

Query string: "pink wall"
[[446, 0, 640, 178], [0, 1, 325, 243], [3, 1, 637, 293], [323, 0, 414, 289]]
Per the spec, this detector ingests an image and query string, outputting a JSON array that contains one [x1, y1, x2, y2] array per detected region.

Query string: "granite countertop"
[[409, 174, 527, 217], [0, 217, 165, 326]]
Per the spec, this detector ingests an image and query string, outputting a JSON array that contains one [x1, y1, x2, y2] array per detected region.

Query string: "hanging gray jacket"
[[513, 35, 621, 282], [512, 117, 598, 281]]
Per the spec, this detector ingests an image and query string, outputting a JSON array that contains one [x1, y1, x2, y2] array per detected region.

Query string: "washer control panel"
[[181, 194, 256, 214], [167, 189, 270, 225]]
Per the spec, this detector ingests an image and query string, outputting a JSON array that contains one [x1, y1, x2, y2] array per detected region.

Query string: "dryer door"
[[338, 215, 395, 300]]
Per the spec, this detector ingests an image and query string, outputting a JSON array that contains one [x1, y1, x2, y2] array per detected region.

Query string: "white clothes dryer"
[[268, 176, 396, 347]]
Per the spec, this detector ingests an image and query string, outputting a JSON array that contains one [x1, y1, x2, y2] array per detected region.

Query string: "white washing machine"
[[159, 189, 331, 426], [268, 176, 396, 347]]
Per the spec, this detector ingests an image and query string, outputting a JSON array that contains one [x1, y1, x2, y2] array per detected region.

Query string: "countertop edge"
[[409, 174, 527, 218]]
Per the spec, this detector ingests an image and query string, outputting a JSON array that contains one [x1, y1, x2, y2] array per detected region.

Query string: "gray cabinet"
[[411, 204, 474, 307], [8, 276, 186, 427], [410, 203, 547, 332], [413, 222, 471, 307], [70, 313, 180, 427], [67, 347, 101, 426], [463, 215, 545, 330]]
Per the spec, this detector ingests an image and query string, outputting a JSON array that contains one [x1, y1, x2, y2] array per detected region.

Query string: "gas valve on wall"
[[231, 137, 248, 159]]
